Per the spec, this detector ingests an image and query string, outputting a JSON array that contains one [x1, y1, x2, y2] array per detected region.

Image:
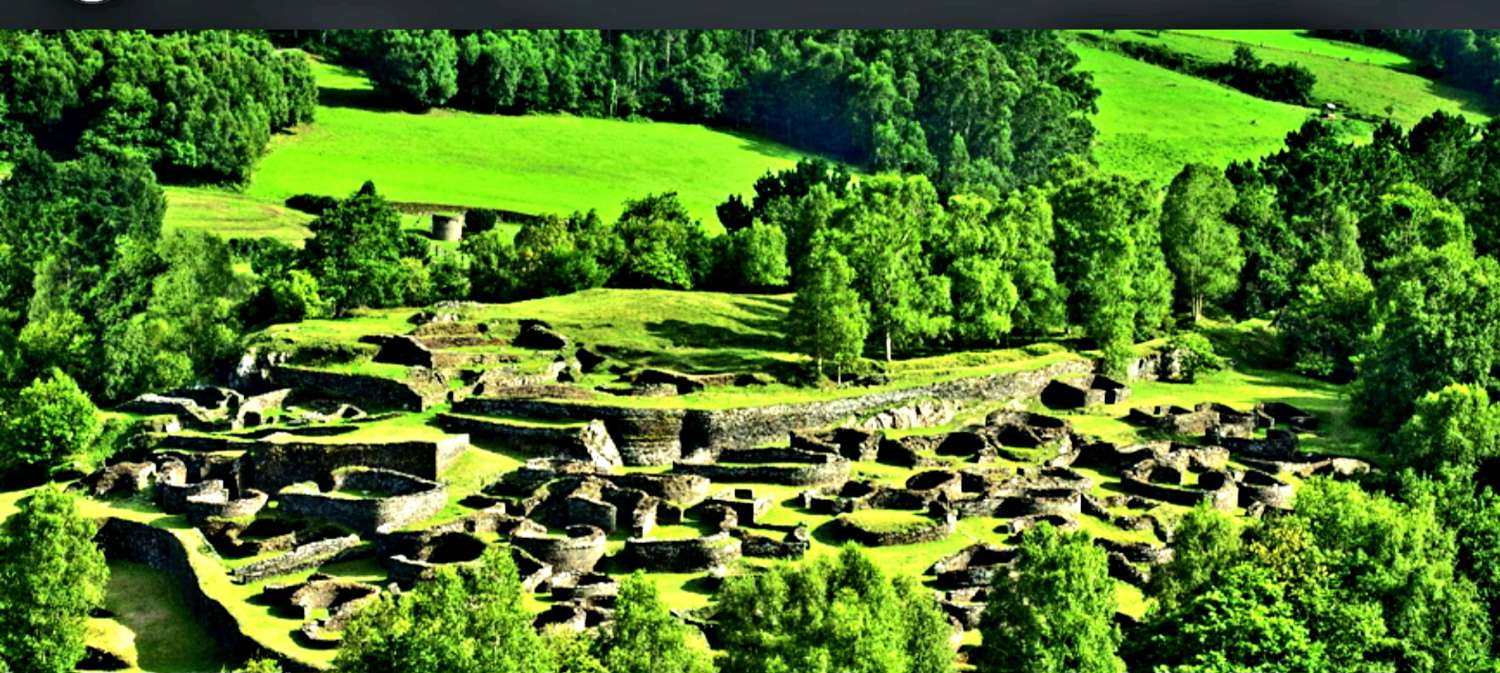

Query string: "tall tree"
[[1352, 243, 1500, 429], [367, 30, 460, 110], [1052, 172, 1172, 372], [0, 488, 108, 673], [976, 522, 1122, 673], [835, 175, 952, 362], [1394, 383, 1500, 474], [301, 182, 409, 315], [1161, 163, 1243, 321], [787, 237, 869, 381], [1280, 260, 1374, 382]]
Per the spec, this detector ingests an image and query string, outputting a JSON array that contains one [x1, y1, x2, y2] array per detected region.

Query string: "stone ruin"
[[1040, 375, 1131, 409], [262, 574, 382, 648], [80, 319, 1383, 654]]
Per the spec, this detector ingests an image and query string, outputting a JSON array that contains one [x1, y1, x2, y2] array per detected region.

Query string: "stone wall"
[[231, 535, 365, 584], [278, 468, 448, 536], [437, 413, 621, 469], [510, 525, 608, 575], [457, 358, 1093, 466], [827, 512, 957, 547], [251, 436, 468, 491], [620, 532, 743, 572], [672, 457, 850, 486], [454, 398, 684, 465], [95, 519, 317, 671], [271, 366, 447, 411]]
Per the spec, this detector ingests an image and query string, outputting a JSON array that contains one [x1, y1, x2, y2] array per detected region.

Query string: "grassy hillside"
[[1072, 42, 1350, 183], [163, 186, 314, 244], [1091, 30, 1494, 127]]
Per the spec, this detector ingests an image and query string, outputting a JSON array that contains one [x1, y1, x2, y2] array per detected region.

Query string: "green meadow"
[[1071, 41, 1345, 183], [1087, 30, 1495, 127]]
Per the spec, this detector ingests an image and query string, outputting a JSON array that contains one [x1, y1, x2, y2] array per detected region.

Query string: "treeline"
[[0, 30, 317, 182], [284, 29, 1098, 193], [1315, 30, 1500, 100], [1101, 36, 1317, 105]]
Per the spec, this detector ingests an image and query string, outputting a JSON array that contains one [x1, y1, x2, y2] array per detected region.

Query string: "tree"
[[1, 369, 100, 483], [1161, 163, 1243, 321], [716, 223, 790, 290], [301, 182, 409, 314], [1394, 383, 1500, 474], [612, 193, 710, 290], [1148, 506, 1242, 611], [836, 175, 951, 362], [1352, 243, 1500, 429], [1358, 183, 1471, 271], [596, 573, 712, 673], [1280, 260, 1374, 382], [335, 546, 553, 673], [0, 487, 108, 673], [367, 30, 459, 110], [716, 546, 953, 673], [1052, 173, 1172, 373], [1130, 563, 1326, 673], [1291, 478, 1493, 673], [937, 194, 1018, 344], [1003, 188, 1067, 335], [787, 238, 869, 381], [976, 522, 1122, 673]]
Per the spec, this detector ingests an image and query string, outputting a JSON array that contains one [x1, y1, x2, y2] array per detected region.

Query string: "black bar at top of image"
[[2, 0, 1500, 30]]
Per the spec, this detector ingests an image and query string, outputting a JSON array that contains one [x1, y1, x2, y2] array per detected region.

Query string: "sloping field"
[[243, 61, 808, 231], [1072, 42, 1349, 183], [1095, 30, 1494, 127]]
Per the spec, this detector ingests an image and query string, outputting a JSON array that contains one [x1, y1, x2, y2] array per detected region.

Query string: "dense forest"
[[284, 29, 1099, 194], [0, 28, 1499, 673]]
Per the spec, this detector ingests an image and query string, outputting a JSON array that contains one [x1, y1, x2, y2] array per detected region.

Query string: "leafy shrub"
[[284, 193, 340, 216], [1, 369, 101, 483], [1165, 332, 1226, 381]]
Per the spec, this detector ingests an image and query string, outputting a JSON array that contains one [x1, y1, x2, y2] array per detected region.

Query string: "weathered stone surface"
[[271, 365, 447, 411], [386, 531, 491, 585], [860, 399, 957, 431], [1237, 469, 1294, 509], [231, 535, 364, 584], [251, 435, 469, 491], [674, 448, 850, 486], [828, 505, 957, 547], [459, 359, 1092, 465], [439, 413, 621, 469], [515, 322, 570, 350], [1256, 402, 1320, 432], [621, 532, 743, 572], [511, 525, 608, 575], [1040, 375, 1130, 409], [278, 467, 448, 536], [76, 462, 156, 498]]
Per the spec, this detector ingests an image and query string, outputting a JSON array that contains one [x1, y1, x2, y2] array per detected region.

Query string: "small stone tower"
[[431, 213, 465, 242]]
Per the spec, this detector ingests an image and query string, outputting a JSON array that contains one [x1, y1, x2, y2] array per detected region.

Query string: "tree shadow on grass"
[[317, 85, 406, 112]]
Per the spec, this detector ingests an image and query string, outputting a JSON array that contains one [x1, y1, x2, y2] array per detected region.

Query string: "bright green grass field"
[[1071, 42, 1354, 183], [94, 561, 230, 673], [240, 60, 807, 232], [163, 186, 315, 244], [1092, 30, 1494, 128]]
